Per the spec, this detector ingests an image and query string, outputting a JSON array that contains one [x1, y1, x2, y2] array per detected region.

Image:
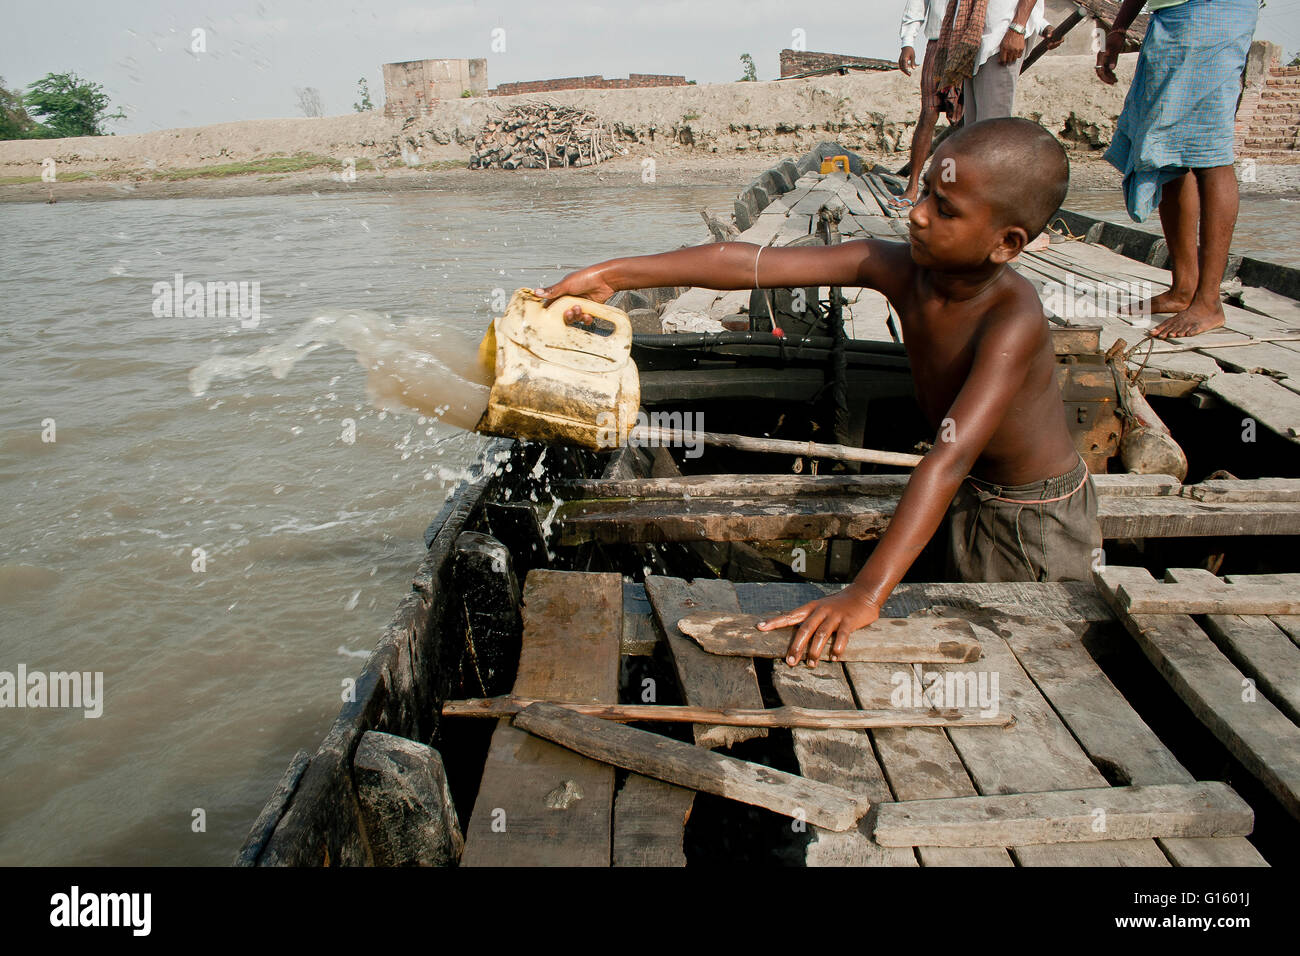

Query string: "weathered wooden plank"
[[847, 659, 1014, 866], [1199, 613, 1300, 725], [557, 472, 1180, 501], [677, 610, 981, 663], [787, 188, 838, 217], [1200, 372, 1300, 443], [513, 703, 872, 831], [734, 580, 1111, 630], [612, 774, 694, 867], [1096, 566, 1300, 821], [644, 575, 767, 750], [557, 494, 1300, 544], [999, 618, 1268, 866], [353, 732, 464, 866], [1181, 478, 1300, 502], [873, 782, 1252, 847], [1096, 565, 1300, 615], [936, 624, 1171, 865], [771, 663, 917, 866], [442, 695, 1010, 728], [622, 581, 660, 656], [460, 570, 622, 867]]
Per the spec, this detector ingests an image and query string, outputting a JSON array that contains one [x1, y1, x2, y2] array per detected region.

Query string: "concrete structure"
[[383, 59, 487, 117], [489, 74, 688, 96]]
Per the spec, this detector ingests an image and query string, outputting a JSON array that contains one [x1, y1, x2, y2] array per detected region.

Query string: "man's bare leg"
[[1132, 171, 1199, 317], [1153, 165, 1236, 337], [895, 41, 940, 206]]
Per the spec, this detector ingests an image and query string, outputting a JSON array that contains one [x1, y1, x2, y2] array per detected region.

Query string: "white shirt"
[[899, 0, 949, 48], [901, 1, 1048, 68], [977, 1, 1049, 69]]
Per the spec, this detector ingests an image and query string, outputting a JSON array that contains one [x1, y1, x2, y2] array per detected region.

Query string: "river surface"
[[0, 180, 735, 865], [1066, 188, 1300, 268]]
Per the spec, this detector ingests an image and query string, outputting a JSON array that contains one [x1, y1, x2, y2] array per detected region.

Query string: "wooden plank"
[[1096, 565, 1300, 615], [622, 581, 659, 656], [1095, 566, 1300, 821], [935, 624, 1170, 864], [787, 188, 838, 217], [737, 212, 788, 247], [460, 570, 621, 867], [612, 774, 693, 867], [442, 696, 1010, 728], [873, 782, 1252, 847], [513, 703, 872, 831], [1198, 613, 1300, 725], [558, 472, 1180, 501], [677, 611, 981, 663], [1221, 575, 1300, 651], [643, 575, 767, 750], [770, 182, 817, 212], [847, 659, 1014, 866], [999, 618, 1268, 866], [1182, 478, 1300, 502], [771, 662, 918, 866], [557, 494, 1300, 545], [772, 214, 815, 246], [1200, 372, 1300, 443], [735, 580, 1112, 631]]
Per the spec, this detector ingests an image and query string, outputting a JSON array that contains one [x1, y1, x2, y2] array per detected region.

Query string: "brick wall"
[[489, 73, 689, 96], [779, 49, 895, 78]]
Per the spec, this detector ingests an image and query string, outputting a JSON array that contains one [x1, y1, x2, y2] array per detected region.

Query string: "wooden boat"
[[237, 143, 1300, 867]]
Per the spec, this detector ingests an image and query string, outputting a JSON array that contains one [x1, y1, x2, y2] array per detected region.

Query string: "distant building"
[[779, 50, 896, 78], [382, 58, 488, 117], [489, 74, 689, 96]]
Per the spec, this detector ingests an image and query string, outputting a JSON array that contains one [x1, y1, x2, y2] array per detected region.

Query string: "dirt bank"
[[4, 54, 1297, 205]]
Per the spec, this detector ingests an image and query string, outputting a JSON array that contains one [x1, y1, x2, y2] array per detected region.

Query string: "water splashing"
[[189, 311, 492, 431]]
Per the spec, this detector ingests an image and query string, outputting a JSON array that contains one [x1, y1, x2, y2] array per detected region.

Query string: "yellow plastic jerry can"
[[475, 288, 640, 451]]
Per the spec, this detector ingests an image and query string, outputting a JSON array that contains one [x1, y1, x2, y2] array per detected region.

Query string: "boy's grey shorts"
[[945, 455, 1102, 583]]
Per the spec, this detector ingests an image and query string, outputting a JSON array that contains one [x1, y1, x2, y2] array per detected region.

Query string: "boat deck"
[[1096, 567, 1300, 824], [662, 162, 1300, 448], [454, 569, 1266, 866]]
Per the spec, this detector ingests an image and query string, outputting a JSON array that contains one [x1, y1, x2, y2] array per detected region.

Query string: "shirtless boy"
[[535, 117, 1099, 667]]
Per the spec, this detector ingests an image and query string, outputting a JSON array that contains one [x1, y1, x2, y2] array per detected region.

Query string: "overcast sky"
[[4, 1, 1300, 134]]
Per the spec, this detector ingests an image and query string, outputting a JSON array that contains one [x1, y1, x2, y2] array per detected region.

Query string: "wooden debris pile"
[[468, 103, 622, 170]]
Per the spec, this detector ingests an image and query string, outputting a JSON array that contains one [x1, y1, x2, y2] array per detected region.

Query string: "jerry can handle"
[[536, 292, 631, 340]]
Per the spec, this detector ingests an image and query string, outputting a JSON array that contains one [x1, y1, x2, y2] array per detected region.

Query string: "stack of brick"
[[1236, 63, 1300, 163]]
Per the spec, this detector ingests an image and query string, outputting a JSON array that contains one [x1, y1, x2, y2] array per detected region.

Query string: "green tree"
[[353, 77, 374, 112], [739, 53, 757, 82], [24, 72, 124, 138], [0, 77, 43, 140]]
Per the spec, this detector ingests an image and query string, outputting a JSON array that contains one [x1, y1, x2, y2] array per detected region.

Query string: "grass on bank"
[[0, 152, 464, 186]]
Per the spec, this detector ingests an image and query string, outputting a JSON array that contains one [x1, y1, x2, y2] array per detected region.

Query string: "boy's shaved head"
[[941, 117, 1069, 240]]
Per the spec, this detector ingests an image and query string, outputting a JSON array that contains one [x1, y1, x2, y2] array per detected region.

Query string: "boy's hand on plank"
[[757, 586, 881, 667]]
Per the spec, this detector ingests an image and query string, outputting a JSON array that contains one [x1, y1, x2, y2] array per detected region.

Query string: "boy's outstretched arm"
[[758, 307, 1043, 666], [534, 239, 901, 315]]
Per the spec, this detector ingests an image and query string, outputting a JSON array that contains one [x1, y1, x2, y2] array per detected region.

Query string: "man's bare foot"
[[1151, 300, 1225, 338], [1129, 287, 1195, 317]]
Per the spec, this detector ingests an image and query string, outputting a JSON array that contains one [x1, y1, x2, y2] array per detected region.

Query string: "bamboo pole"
[[442, 696, 1013, 728], [629, 425, 924, 468]]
